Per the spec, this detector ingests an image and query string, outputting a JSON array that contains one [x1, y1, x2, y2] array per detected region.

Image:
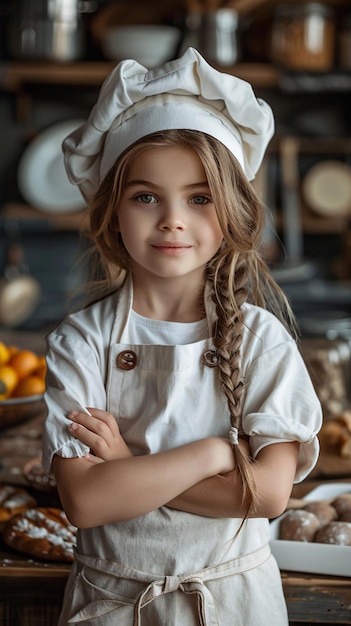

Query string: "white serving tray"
[[270, 483, 351, 577]]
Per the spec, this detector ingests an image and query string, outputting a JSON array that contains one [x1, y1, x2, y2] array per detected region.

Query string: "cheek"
[[118, 218, 146, 257], [207, 217, 224, 249], [119, 229, 135, 253], [118, 213, 136, 239]]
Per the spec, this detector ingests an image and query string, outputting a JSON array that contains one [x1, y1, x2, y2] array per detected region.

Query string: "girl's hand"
[[68, 408, 132, 462]]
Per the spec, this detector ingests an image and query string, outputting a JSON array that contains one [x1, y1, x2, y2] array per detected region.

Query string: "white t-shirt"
[[129, 310, 209, 345]]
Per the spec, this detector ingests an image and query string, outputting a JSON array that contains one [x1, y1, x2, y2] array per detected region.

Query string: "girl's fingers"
[[68, 409, 119, 438], [83, 453, 104, 465], [68, 421, 103, 450], [67, 409, 132, 461], [86, 407, 120, 433]]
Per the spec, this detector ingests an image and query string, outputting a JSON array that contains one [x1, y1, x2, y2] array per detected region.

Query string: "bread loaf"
[[0, 485, 37, 530], [279, 492, 351, 546], [315, 521, 351, 546], [3, 507, 77, 562], [304, 501, 338, 525], [331, 494, 351, 517], [279, 509, 320, 542], [319, 410, 351, 458]]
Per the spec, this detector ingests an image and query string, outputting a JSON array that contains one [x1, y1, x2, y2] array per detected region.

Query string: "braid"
[[210, 251, 246, 419], [207, 249, 260, 516]]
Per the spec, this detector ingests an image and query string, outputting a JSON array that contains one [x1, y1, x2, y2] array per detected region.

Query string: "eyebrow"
[[125, 179, 210, 189]]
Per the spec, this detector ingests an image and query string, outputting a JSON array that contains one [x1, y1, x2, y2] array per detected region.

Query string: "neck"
[[131, 274, 206, 322]]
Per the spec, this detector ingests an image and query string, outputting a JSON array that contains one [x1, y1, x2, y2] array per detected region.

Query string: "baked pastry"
[[304, 501, 338, 525], [3, 507, 77, 562], [279, 509, 320, 542], [331, 494, 351, 517], [0, 485, 37, 530], [339, 510, 351, 523], [319, 411, 351, 458], [315, 521, 351, 546], [23, 456, 57, 492]]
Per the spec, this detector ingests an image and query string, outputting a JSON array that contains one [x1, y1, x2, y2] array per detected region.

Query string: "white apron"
[[57, 280, 289, 626]]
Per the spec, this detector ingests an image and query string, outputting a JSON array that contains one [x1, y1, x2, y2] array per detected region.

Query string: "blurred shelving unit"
[[0, 0, 350, 246]]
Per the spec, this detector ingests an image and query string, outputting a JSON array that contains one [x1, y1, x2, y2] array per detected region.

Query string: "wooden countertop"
[[0, 412, 350, 624]]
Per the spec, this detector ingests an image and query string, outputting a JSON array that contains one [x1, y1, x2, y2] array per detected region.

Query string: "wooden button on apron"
[[202, 349, 219, 367], [116, 350, 137, 370]]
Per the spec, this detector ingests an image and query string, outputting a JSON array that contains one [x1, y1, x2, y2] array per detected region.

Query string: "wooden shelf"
[[2, 61, 350, 108], [275, 208, 349, 236], [0, 61, 281, 91], [271, 136, 351, 155], [0, 61, 116, 90], [0, 203, 89, 232]]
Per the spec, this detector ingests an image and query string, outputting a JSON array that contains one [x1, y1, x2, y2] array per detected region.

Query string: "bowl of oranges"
[[0, 340, 46, 429]]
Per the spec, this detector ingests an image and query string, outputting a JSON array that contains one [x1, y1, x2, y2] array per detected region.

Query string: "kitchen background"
[[0, 0, 350, 337], [1, 5, 351, 622]]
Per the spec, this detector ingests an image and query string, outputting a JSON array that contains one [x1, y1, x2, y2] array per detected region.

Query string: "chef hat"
[[63, 47, 274, 201]]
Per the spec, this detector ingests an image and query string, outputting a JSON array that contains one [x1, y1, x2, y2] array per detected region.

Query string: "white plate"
[[18, 119, 86, 214], [302, 160, 351, 218], [270, 483, 351, 576]]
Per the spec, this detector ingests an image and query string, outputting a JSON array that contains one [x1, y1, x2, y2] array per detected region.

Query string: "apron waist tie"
[[134, 574, 217, 626], [71, 543, 271, 625]]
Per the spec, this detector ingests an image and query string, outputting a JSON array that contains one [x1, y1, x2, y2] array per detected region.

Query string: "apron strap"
[[134, 575, 218, 626], [70, 544, 271, 624]]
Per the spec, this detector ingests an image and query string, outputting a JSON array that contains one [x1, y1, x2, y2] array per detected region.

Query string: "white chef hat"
[[63, 47, 274, 201]]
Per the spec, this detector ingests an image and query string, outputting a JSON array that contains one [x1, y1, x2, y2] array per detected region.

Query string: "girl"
[[43, 48, 322, 625]]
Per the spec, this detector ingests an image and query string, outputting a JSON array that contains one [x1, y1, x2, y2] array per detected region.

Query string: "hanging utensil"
[[280, 136, 304, 265], [0, 223, 41, 328], [271, 137, 316, 283]]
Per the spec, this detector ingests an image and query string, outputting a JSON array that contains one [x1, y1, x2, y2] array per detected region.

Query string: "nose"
[[158, 202, 186, 231]]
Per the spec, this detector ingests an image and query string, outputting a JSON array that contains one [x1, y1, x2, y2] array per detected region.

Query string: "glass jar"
[[200, 9, 240, 67], [270, 3, 335, 71]]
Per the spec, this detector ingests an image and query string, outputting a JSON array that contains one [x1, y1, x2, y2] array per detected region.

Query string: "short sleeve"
[[241, 337, 322, 483], [42, 320, 109, 474]]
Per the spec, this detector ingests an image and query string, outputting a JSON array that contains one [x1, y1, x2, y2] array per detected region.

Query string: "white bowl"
[[101, 25, 181, 68]]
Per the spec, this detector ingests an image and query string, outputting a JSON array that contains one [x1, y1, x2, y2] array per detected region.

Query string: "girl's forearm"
[[168, 442, 298, 518], [167, 438, 251, 518], [167, 471, 243, 518], [167, 442, 299, 520], [53, 437, 234, 528]]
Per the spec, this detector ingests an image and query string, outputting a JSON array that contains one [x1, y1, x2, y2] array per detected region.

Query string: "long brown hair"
[[85, 129, 297, 515]]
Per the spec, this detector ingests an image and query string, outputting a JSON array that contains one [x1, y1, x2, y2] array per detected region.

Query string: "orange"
[[12, 375, 45, 398], [8, 350, 39, 380], [34, 355, 47, 380], [0, 365, 19, 400], [7, 345, 20, 359], [0, 341, 10, 365]]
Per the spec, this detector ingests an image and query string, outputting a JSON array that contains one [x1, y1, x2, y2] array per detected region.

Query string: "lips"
[[152, 242, 192, 248], [151, 242, 192, 255]]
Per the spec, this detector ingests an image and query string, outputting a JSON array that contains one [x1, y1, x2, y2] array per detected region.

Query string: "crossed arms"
[[52, 407, 298, 529]]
